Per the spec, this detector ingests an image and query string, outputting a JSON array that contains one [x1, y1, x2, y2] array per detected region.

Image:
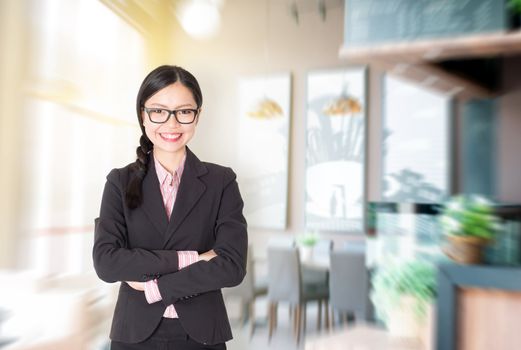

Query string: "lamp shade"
[[177, 0, 221, 39], [247, 98, 284, 119], [322, 95, 362, 116]]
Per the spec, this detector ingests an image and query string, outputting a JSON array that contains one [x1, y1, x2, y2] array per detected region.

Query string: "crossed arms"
[[92, 167, 247, 304]]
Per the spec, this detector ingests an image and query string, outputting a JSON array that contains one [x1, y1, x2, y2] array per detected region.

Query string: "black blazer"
[[92, 148, 247, 345]]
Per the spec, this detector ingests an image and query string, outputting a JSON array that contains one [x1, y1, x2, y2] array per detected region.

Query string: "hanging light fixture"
[[289, 0, 332, 25], [176, 0, 223, 39], [290, 1, 299, 24], [247, 0, 283, 120], [322, 78, 362, 116], [247, 98, 284, 119], [318, 0, 326, 21], [322, 94, 362, 116]]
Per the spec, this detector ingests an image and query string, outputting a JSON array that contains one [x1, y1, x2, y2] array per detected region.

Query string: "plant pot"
[[387, 295, 420, 339], [299, 245, 314, 261], [387, 296, 436, 344], [443, 235, 489, 264]]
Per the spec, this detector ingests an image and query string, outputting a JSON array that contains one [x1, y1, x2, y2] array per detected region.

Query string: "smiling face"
[[142, 82, 199, 163]]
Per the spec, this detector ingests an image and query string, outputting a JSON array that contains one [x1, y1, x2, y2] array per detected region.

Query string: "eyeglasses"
[[143, 106, 199, 124]]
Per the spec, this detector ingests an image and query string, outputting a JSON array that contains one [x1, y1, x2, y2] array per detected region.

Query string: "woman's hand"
[[199, 249, 217, 262], [125, 250, 216, 290], [126, 281, 145, 291]]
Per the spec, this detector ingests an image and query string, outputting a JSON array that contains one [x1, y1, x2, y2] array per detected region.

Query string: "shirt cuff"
[[144, 279, 162, 304], [178, 250, 199, 269]]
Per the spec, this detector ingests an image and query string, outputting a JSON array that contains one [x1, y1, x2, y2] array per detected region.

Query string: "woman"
[[93, 65, 247, 349]]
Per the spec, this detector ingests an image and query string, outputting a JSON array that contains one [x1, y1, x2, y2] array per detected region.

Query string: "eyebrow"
[[148, 103, 196, 109]]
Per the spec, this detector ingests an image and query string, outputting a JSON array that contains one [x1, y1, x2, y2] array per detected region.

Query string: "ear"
[[195, 108, 202, 125], [141, 109, 147, 125]]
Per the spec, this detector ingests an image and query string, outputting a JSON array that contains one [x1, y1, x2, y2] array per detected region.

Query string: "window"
[[22, 0, 146, 274], [382, 75, 450, 203], [373, 74, 451, 264]]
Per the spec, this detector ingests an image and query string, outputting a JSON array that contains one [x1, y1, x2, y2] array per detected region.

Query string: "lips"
[[160, 133, 182, 142]]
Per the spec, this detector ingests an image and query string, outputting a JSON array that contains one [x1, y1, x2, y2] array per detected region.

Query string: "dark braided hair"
[[125, 65, 203, 209]]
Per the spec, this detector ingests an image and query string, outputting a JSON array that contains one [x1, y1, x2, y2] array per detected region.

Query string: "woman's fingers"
[[126, 281, 145, 291], [199, 249, 217, 261]]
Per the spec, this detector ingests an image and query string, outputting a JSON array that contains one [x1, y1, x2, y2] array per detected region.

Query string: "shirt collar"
[[153, 152, 187, 187]]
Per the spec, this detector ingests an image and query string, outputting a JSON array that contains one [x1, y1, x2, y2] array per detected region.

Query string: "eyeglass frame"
[[142, 106, 200, 124]]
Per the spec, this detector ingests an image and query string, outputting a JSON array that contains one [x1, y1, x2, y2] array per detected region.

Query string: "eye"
[[149, 108, 164, 114], [178, 109, 193, 115]]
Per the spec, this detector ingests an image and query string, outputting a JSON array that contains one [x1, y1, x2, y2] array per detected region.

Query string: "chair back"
[[329, 249, 369, 318], [267, 246, 301, 304], [268, 236, 295, 248]]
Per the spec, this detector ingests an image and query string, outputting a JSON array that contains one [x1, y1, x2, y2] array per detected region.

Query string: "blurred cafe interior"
[[1, 0, 521, 349]]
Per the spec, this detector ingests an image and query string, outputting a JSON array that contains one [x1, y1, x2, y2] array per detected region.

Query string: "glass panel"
[[370, 75, 451, 266], [382, 75, 450, 203], [305, 68, 366, 233]]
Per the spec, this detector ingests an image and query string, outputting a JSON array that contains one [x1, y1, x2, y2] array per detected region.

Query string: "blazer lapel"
[[163, 148, 207, 247], [141, 156, 169, 236]]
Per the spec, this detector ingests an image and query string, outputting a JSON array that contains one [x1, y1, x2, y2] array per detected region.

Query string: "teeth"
[[161, 133, 181, 140]]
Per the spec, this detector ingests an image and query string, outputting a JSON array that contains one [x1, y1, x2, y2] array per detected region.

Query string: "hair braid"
[[125, 135, 153, 209]]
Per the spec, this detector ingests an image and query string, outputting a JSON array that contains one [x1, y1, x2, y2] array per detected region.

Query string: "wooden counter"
[[437, 263, 521, 350]]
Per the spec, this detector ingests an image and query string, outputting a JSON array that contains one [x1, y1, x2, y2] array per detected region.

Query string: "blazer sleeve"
[[156, 167, 248, 305], [92, 168, 180, 283]]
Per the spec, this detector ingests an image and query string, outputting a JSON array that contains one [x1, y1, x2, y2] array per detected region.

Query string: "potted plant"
[[440, 195, 500, 264], [296, 231, 319, 261], [371, 260, 437, 342]]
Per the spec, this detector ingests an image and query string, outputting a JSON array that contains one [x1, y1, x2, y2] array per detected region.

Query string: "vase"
[[443, 235, 489, 264], [299, 246, 313, 262], [388, 297, 436, 345], [387, 295, 420, 339]]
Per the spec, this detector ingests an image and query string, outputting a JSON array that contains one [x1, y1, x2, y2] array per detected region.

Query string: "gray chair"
[[223, 245, 267, 336], [267, 246, 329, 344], [329, 249, 371, 327], [301, 239, 332, 286], [268, 236, 295, 248]]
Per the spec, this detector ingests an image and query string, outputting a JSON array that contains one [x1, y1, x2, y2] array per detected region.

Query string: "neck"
[[153, 147, 186, 174]]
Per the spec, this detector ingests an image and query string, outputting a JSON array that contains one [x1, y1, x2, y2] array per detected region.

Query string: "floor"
[[305, 325, 424, 350], [227, 297, 428, 350], [227, 296, 334, 350], [95, 296, 385, 350]]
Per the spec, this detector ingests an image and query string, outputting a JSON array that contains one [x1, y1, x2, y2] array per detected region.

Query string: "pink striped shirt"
[[143, 152, 198, 318]]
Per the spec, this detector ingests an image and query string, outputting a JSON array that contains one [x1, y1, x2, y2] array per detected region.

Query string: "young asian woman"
[[93, 65, 247, 350]]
